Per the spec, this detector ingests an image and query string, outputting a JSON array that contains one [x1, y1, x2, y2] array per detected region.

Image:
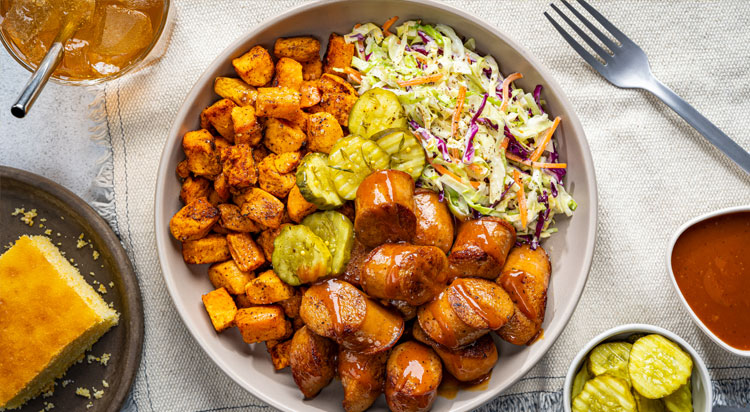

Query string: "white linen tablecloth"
[[88, 0, 750, 410]]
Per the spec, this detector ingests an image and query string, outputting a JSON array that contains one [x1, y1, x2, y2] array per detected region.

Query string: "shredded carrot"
[[505, 153, 532, 166], [397, 73, 443, 87], [528, 116, 561, 162], [354, 23, 361, 29], [431, 162, 481, 189], [532, 162, 567, 169], [500, 137, 509, 151], [449, 148, 460, 160], [499, 72, 523, 112], [343, 67, 362, 83], [513, 170, 527, 229], [467, 163, 484, 174], [382, 16, 398, 36], [452, 85, 467, 139]]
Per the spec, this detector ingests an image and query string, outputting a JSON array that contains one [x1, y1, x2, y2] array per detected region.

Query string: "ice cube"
[[114, 0, 162, 11], [1, 0, 63, 62], [91, 4, 152, 58], [61, 37, 93, 77]]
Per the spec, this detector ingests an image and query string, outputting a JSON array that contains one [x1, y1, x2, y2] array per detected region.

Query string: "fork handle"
[[643, 77, 750, 174]]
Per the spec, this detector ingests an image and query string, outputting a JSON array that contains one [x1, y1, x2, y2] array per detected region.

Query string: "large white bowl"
[[563, 324, 712, 412], [154, 1, 598, 410], [666, 205, 750, 358]]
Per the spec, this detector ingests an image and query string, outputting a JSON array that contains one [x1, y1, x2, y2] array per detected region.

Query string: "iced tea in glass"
[[0, 0, 170, 83]]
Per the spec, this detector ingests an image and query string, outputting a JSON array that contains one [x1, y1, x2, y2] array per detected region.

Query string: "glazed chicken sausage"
[[338, 348, 388, 412], [354, 170, 416, 248], [289, 326, 337, 399], [300, 279, 404, 354], [417, 278, 514, 349], [496, 244, 551, 345], [413, 322, 498, 383], [361, 243, 449, 306], [448, 217, 516, 280], [385, 341, 442, 412], [413, 189, 454, 254]]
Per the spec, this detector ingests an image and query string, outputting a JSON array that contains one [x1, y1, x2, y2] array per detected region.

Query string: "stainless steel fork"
[[545, 0, 750, 175]]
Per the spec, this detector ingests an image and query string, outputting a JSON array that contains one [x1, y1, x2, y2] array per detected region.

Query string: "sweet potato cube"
[[202, 287, 238, 332], [274, 36, 321, 62], [235, 306, 291, 344], [245, 270, 295, 304], [182, 129, 221, 178], [214, 77, 257, 107], [234, 293, 254, 308], [263, 118, 306, 154], [180, 176, 211, 204], [182, 234, 230, 264], [222, 144, 257, 189], [273, 151, 301, 173], [255, 87, 301, 120], [300, 81, 321, 108], [256, 223, 293, 261], [202, 99, 236, 141], [213, 173, 230, 202], [231, 106, 262, 147], [226, 232, 266, 272], [267, 339, 292, 370], [307, 112, 343, 153], [258, 155, 296, 198], [323, 33, 355, 76], [279, 290, 304, 318], [302, 59, 323, 81], [218, 203, 260, 233], [170, 198, 219, 241], [240, 188, 285, 229], [176, 159, 190, 179], [319, 92, 357, 126], [208, 260, 256, 294], [232, 45, 274, 87], [275, 58, 304, 91], [318, 73, 357, 96], [287, 185, 317, 223]]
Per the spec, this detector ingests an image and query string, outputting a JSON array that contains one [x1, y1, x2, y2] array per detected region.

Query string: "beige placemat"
[[94, 0, 750, 410]]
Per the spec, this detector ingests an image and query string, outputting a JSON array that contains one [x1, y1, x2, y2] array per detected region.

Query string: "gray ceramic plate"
[[154, 1, 598, 411], [0, 166, 143, 412]]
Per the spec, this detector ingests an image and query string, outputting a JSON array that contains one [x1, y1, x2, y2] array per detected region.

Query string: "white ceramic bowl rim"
[[154, 1, 598, 411], [562, 323, 713, 412], [666, 204, 750, 357]]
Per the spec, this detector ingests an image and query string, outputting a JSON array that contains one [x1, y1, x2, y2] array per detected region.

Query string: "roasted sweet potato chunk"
[[176, 159, 190, 179], [232, 45, 274, 87], [319, 92, 357, 126], [299, 81, 321, 108], [235, 305, 291, 344], [256, 223, 293, 261], [255, 87, 301, 120], [267, 339, 292, 370], [290, 326, 336, 398], [218, 203, 260, 233], [258, 154, 297, 198], [180, 176, 211, 204], [183, 129, 221, 178], [231, 105, 262, 147], [244, 270, 295, 304], [170, 198, 219, 241], [240, 188, 285, 229], [318, 73, 357, 96], [208, 259, 255, 294], [222, 144, 257, 189], [301, 59, 322, 81], [287, 185, 317, 223], [275, 57, 304, 91], [214, 77, 257, 107], [226, 232, 266, 272], [307, 112, 343, 153], [182, 234, 231, 264], [323, 33, 355, 76], [202, 98, 236, 140], [274, 36, 321, 62], [263, 118, 306, 154], [202, 287, 237, 332]]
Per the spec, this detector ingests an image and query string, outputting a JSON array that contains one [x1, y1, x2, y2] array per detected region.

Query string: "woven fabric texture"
[[99, 0, 750, 410]]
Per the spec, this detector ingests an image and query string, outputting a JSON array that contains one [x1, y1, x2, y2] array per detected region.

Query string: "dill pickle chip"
[[572, 375, 636, 412], [662, 382, 692, 412], [571, 365, 592, 400], [296, 152, 344, 210], [628, 335, 693, 399], [328, 135, 390, 200], [272, 225, 332, 286], [627, 333, 648, 344], [587, 342, 633, 386], [348, 88, 407, 139], [373, 128, 426, 180], [634, 391, 666, 412], [302, 211, 354, 276]]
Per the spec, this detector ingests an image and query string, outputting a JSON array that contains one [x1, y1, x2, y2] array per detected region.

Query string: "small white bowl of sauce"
[[667, 205, 750, 357]]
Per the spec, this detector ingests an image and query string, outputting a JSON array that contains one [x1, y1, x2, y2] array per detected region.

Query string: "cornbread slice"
[[0, 236, 119, 410]]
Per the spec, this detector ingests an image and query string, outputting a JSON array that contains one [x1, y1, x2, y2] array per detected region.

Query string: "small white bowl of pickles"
[[563, 324, 712, 412]]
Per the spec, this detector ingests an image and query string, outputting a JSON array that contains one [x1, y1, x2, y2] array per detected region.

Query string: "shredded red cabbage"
[[492, 181, 514, 207], [533, 85, 544, 114], [550, 181, 558, 197], [477, 117, 499, 130], [470, 94, 489, 124], [504, 126, 531, 158], [438, 189, 445, 202], [462, 123, 478, 163], [482, 67, 492, 78], [531, 191, 550, 250], [543, 141, 566, 183], [409, 120, 451, 162], [410, 43, 428, 55], [417, 30, 433, 44]]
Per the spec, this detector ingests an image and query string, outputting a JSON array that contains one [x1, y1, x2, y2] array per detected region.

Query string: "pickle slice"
[[588, 342, 633, 386], [272, 225, 332, 286], [628, 335, 693, 399], [296, 152, 344, 210], [662, 382, 692, 412], [328, 135, 390, 200], [348, 88, 407, 139], [634, 392, 666, 412], [571, 365, 592, 400], [572, 375, 637, 412], [373, 128, 426, 180], [302, 211, 354, 276]]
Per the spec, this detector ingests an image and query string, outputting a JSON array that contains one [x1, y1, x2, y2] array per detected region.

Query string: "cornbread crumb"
[[41, 390, 53, 398], [38, 223, 44, 228], [92, 250, 100, 260], [43, 401, 54, 410], [15, 208, 38, 226], [44, 229, 52, 235], [12, 208, 23, 216], [75, 387, 91, 399], [76, 239, 88, 249], [89, 272, 95, 277], [86, 402, 93, 409], [62, 380, 73, 388], [100, 353, 111, 366], [41, 218, 47, 222], [108, 281, 114, 288], [102, 380, 109, 388], [93, 388, 104, 399], [97, 284, 107, 294]]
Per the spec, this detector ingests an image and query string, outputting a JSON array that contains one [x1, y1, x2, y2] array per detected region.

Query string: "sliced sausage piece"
[[448, 217, 516, 280], [413, 322, 498, 383], [496, 244, 551, 345], [338, 348, 388, 412], [289, 326, 336, 398], [416, 288, 487, 349], [300, 279, 404, 354], [338, 238, 371, 288], [413, 189, 454, 253], [361, 243, 449, 306], [354, 170, 416, 248], [385, 341, 442, 412]]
